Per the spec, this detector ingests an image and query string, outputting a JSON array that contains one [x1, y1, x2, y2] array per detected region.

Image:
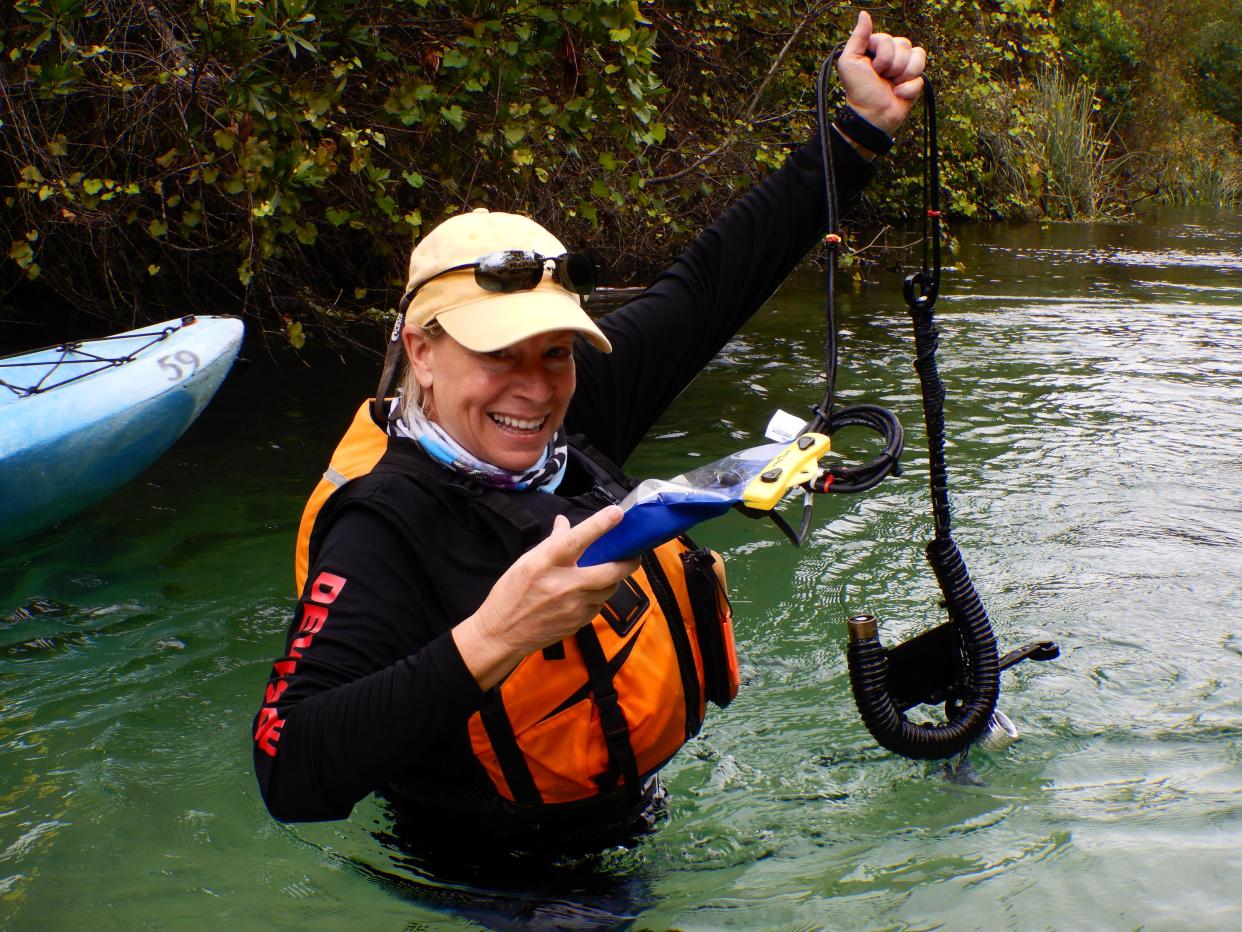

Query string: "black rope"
[[0, 326, 181, 397], [810, 56, 1002, 759], [803, 48, 904, 497], [812, 52, 842, 427]]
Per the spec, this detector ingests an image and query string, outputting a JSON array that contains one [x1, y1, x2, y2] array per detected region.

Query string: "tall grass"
[[1128, 104, 1242, 207], [1165, 158, 1242, 205], [1030, 68, 1123, 219]]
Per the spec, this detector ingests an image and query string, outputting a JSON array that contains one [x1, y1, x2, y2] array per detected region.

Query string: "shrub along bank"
[[2, 1, 1238, 345]]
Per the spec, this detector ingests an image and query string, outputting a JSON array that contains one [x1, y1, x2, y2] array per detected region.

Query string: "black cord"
[[804, 48, 904, 496]]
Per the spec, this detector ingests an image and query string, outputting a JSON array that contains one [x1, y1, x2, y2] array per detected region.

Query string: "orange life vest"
[[296, 401, 740, 807]]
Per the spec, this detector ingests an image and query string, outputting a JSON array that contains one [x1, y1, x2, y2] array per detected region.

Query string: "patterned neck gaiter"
[[389, 401, 567, 493]]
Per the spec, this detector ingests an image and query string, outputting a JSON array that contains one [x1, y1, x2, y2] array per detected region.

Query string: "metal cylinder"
[[847, 614, 878, 642], [975, 710, 1020, 752]]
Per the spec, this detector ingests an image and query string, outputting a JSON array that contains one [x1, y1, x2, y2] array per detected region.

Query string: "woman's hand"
[[837, 11, 926, 136], [453, 506, 641, 690]]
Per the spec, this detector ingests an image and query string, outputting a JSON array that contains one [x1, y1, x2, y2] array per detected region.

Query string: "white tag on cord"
[[764, 409, 809, 443]]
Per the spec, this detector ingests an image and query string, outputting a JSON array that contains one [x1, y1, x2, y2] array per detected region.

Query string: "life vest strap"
[[479, 693, 543, 807], [641, 550, 703, 738], [575, 625, 642, 804]]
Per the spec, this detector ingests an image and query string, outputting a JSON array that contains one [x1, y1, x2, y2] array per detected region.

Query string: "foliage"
[[0, 0, 1237, 343], [1, 0, 672, 335], [1055, 0, 1141, 125], [1137, 110, 1242, 206], [1191, 27, 1242, 125], [1025, 68, 1122, 219]]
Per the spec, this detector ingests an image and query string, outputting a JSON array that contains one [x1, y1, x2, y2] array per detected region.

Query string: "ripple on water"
[[4, 210, 1242, 928]]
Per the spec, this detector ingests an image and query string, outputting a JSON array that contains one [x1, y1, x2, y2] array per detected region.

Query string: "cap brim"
[[435, 287, 612, 354]]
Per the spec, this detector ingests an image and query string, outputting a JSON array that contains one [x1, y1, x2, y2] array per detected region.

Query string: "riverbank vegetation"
[[2, 0, 1238, 343]]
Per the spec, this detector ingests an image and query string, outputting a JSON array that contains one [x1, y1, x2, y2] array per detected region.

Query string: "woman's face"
[[404, 327, 577, 471]]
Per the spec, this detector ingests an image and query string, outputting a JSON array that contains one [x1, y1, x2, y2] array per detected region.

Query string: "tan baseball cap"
[[403, 208, 611, 353]]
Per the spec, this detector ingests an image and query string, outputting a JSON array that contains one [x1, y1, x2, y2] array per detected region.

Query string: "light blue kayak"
[[0, 315, 243, 544]]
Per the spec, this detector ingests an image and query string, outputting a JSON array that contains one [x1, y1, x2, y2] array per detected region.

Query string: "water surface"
[[2, 207, 1240, 928]]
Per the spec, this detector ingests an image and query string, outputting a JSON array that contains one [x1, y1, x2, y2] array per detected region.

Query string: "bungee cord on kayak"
[[0, 317, 199, 398]]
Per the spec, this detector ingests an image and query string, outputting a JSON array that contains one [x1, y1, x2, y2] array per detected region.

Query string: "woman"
[[254, 12, 926, 858]]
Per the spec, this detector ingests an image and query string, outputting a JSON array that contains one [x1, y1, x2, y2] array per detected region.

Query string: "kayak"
[[0, 315, 244, 544]]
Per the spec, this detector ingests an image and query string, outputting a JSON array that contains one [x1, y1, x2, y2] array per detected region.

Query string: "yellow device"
[[741, 433, 831, 511]]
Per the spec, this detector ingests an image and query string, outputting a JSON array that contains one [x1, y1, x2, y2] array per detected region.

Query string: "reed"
[[1030, 68, 1122, 220], [1158, 153, 1242, 206]]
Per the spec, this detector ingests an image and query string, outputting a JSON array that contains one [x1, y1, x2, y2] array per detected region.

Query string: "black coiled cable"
[[804, 52, 904, 496], [815, 55, 1001, 759]]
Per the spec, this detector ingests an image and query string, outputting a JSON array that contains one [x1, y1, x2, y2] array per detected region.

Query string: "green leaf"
[[8, 240, 34, 268], [440, 104, 466, 130], [148, 219, 168, 238], [285, 319, 306, 349], [325, 206, 354, 226]]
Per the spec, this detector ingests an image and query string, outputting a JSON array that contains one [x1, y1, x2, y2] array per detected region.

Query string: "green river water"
[[2, 207, 1240, 930]]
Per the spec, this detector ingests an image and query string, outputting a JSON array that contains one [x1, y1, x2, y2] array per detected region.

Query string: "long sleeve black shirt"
[[254, 133, 874, 824]]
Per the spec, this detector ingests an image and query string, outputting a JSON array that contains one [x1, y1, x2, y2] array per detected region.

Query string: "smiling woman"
[[252, 12, 927, 873], [395, 209, 607, 476], [406, 327, 578, 472]]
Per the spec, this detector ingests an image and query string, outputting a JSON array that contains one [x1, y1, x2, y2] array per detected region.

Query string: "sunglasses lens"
[[474, 251, 544, 293], [556, 253, 598, 295]]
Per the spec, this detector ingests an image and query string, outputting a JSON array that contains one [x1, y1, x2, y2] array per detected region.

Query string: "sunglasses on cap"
[[400, 250, 598, 311], [371, 250, 599, 424]]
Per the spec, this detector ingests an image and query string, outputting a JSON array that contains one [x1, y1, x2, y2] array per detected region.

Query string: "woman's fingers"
[[869, 32, 895, 74], [578, 556, 642, 593], [870, 34, 919, 81], [843, 9, 872, 57], [537, 507, 638, 603], [898, 46, 927, 85], [546, 506, 623, 565], [888, 37, 912, 80], [837, 15, 926, 136], [894, 76, 925, 101]]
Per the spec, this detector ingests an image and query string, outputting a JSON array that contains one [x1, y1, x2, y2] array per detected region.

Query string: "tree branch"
[[647, 0, 841, 185]]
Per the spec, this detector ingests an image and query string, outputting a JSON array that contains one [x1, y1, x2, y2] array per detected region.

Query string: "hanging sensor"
[[740, 433, 831, 511]]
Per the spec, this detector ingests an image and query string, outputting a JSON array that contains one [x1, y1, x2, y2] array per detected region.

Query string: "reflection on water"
[[2, 207, 1241, 928]]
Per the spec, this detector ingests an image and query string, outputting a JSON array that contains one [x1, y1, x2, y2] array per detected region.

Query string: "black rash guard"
[[254, 133, 874, 827]]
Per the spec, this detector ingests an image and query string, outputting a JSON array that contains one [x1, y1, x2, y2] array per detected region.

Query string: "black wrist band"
[[833, 105, 895, 156]]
